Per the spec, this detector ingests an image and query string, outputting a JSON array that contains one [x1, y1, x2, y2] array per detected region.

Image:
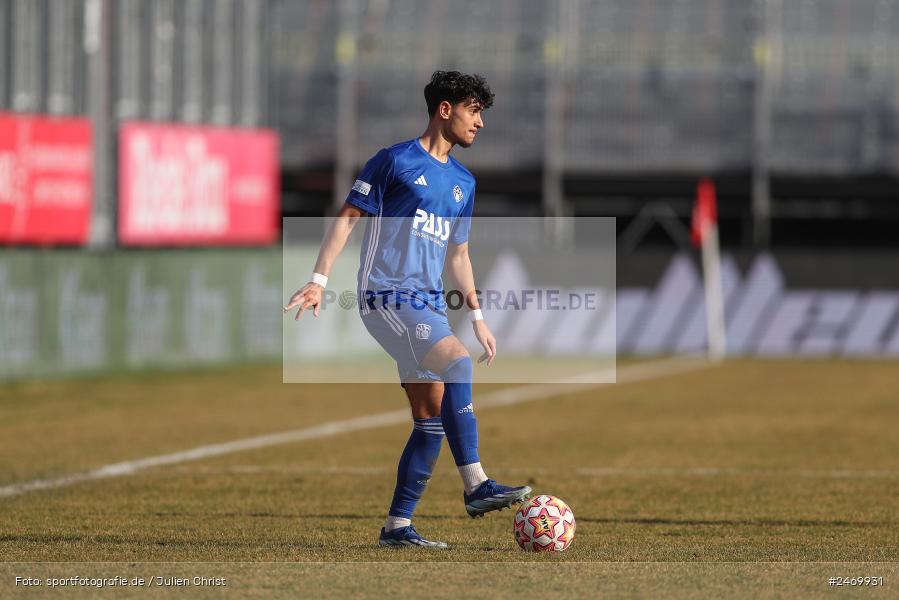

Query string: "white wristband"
[[310, 272, 328, 288], [469, 308, 484, 322]]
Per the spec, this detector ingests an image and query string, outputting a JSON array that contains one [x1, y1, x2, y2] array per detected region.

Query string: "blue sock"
[[387, 417, 444, 519], [440, 357, 480, 466]]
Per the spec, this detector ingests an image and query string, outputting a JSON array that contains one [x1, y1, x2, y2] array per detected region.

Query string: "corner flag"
[[691, 178, 726, 361]]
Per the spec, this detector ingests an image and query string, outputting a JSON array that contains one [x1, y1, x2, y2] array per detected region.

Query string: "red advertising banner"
[[0, 113, 93, 245], [119, 122, 279, 246]]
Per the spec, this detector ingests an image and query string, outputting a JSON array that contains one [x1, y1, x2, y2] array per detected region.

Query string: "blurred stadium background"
[[1, 0, 898, 590], [2, 0, 899, 379]]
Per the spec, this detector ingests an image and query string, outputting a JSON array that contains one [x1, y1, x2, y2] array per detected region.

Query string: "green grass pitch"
[[1, 359, 897, 597]]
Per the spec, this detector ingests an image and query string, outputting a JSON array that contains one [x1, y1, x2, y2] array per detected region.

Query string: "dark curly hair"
[[424, 70, 494, 116]]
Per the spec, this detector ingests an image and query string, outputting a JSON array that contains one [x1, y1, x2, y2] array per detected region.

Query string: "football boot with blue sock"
[[378, 525, 448, 549], [439, 357, 532, 517], [463, 479, 532, 518]]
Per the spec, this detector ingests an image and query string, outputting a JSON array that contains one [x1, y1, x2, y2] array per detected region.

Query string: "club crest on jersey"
[[412, 209, 451, 241], [415, 323, 432, 340], [453, 185, 464, 203]]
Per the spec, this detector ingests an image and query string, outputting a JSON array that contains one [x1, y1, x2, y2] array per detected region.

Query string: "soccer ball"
[[513, 495, 576, 552]]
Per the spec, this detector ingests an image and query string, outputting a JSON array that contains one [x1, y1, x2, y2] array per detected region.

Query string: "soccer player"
[[284, 71, 531, 548]]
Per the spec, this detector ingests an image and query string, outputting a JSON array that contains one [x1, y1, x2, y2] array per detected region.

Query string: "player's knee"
[[406, 383, 443, 418], [441, 355, 472, 384], [423, 336, 468, 371], [414, 402, 441, 420], [444, 336, 469, 360], [437, 338, 470, 371]]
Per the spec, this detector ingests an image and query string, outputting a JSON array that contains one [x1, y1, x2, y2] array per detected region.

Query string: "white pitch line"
[[0, 355, 711, 499]]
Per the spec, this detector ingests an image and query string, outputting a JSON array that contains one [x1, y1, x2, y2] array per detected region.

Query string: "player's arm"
[[447, 241, 497, 365], [283, 202, 365, 320]]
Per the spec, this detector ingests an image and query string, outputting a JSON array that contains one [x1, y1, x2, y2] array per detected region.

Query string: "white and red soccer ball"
[[513, 495, 576, 552]]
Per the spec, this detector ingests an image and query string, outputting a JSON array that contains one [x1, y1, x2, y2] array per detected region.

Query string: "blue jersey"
[[346, 138, 475, 312]]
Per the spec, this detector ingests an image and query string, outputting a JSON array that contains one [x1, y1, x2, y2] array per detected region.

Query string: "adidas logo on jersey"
[[414, 175, 428, 186], [457, 403, 474, 414]]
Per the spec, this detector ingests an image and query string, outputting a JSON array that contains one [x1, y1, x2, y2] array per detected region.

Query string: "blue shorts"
[[361, 302, 453, 383]]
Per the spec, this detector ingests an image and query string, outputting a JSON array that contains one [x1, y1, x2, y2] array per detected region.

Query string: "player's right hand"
[[283, 282, 324, 320]]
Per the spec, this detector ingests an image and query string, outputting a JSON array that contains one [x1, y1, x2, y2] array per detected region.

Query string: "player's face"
[[446, 100, 484, 148]]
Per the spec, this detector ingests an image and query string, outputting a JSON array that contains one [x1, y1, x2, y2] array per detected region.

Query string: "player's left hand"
[[472, 320, 497, 366]]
